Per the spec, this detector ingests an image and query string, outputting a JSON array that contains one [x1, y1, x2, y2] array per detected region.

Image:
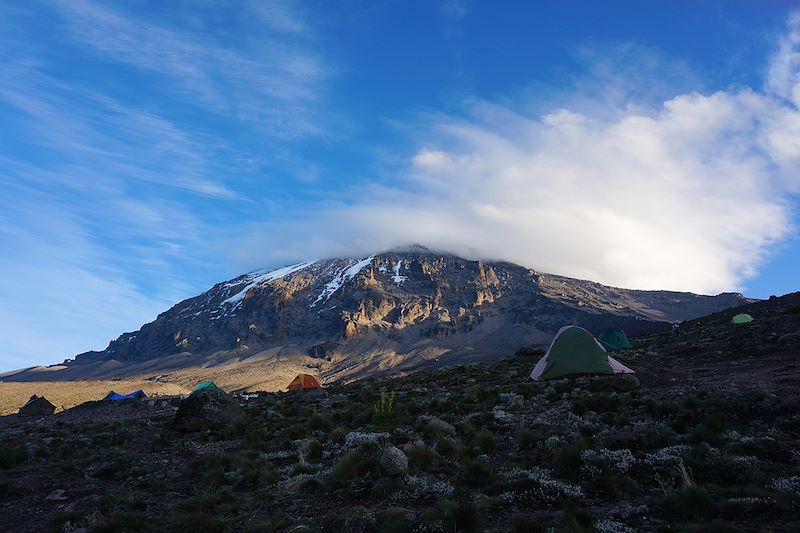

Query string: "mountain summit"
[[5, 249, 748, 387]]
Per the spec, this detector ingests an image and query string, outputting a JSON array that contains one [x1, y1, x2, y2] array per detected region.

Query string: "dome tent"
[[597, 328, 632, 351], [18, 395, 56, 416], [104, 390, 147, 401], [286, 373, 321, 391], [531, 325, 634, 381], [191, 380, 218, 393], [731, 313, 754, 324]]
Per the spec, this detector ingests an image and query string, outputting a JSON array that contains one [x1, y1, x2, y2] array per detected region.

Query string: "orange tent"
[[286, 373, 321, 391]]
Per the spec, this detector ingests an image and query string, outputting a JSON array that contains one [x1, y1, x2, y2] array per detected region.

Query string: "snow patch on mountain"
[[311, 256, 375, 308], [392, 260, 408, 284], [223, 260, 318, 308]]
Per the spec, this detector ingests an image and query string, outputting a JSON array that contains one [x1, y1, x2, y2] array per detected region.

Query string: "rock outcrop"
[[173, 386, 242, 430]]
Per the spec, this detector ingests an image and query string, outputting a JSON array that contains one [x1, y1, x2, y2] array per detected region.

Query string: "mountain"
[[2, 248, 750, 387]]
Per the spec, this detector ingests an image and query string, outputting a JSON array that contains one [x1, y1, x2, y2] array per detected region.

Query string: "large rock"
[[420, 416, 456, 436], [380, 446, 408, 476], [173, 386, 242, 430]]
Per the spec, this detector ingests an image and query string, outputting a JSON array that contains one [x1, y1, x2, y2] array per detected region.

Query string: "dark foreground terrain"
[[1, 294, 799, 532]]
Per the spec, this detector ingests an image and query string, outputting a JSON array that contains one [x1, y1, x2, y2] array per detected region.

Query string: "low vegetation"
[[1, 296, 800, 531]]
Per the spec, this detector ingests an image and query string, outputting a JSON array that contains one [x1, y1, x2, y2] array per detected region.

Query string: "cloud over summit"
[[241, 16, 800, 294]]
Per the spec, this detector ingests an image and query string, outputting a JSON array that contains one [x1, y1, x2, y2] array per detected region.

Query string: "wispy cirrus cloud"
[[52, 0, 325, 135], [0, 0, 330, 371]]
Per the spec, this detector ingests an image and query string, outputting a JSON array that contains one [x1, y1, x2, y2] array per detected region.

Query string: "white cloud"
[[236, 17, 800, 295], [52, 0, 325, 135], [0, 192, 185, 371]]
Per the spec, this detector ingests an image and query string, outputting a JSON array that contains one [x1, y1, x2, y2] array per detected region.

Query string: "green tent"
[[597, 328, 632, 351], [731, 313, 754, 324], [531, 326, 634, 381], [191, 380, 218, 393]]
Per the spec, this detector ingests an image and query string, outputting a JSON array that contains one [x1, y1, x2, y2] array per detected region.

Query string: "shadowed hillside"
[[0, 293, 798, 531]]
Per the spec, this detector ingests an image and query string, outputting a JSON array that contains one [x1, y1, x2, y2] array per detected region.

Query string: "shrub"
[[473, 428, 495, 453], [0, 443, 28, 469], [584, 393, 621, 413], [432, 493, 483, 533], [406, 442, 438, 471], [556, 501, 593, 533], [435, 437, 457, 458], [0, 479, 23, 499], [308, 414, 333, 433], [459, 458, 494, 487], [571, 401, 587, 416], [514, 427, 544, 450], [372, 392, 396, 424], [235, 455, 276, 490], [166, 487, 238, 532], [552, 442, 586, 479], [662, 486, 715, 522], [331, 451, 379, 482], [343, 506, 377, 533], [376, 507, 414, 533], [307, 439, 323, 462], [511, 515, 548, 533], [241, 512, 290, 533]]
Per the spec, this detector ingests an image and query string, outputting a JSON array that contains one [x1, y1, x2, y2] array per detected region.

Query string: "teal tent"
[[191, 380, 218, 393], [597, 328, 632, 351], [731, 313, 754, 324], [531, 326, 635, 381]]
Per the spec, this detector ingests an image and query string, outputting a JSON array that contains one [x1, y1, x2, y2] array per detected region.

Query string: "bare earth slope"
[[1, 248, 748, 389]]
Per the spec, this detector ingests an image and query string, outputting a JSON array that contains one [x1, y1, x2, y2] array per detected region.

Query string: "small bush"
[[307, 439, 323, 462], [331, 451, 379, 482], [511, 515, 548, 533], [552, 443, 585, 479], [556, 501, 593, 533], [431, 493, 483, 533], [0, 479, 23, 499], [584, 393, 621, 413], [459, 458, 494, 487], [473, 428, 495, 453], [343, 506, 377, 533], [372, 392, 396, 424], [662, 486, 715, 522], [435, 437, 457, 458], [406, 442, 438, 471], [570, 401, 587, 416], [0, 443, 28, 469], [376, 507, 414, 533]]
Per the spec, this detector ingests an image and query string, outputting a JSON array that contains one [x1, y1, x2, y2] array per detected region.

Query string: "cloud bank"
[[237, 15, 800, 294]]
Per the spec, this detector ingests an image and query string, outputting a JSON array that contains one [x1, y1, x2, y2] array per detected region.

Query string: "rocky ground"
[[0, 294, 799, 532]]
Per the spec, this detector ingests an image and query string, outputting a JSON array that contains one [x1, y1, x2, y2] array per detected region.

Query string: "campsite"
[[1, 294, 799, 532], [5, 2, 800, 531]]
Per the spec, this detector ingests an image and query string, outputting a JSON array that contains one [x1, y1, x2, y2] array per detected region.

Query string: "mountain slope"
[[3, 248, 750, 386]]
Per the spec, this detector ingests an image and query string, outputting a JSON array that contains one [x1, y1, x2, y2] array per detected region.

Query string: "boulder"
[[44, 489, 68, 501], [173, 386, 242, 430], [380, 446, 408, 476], [421, 416, 456, 436]]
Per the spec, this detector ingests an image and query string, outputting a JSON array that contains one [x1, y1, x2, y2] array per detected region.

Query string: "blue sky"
[[1, 0, 800, 371]]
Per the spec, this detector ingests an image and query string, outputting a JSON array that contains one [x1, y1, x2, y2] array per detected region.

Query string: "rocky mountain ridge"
[[4, 248, 750, 385]]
